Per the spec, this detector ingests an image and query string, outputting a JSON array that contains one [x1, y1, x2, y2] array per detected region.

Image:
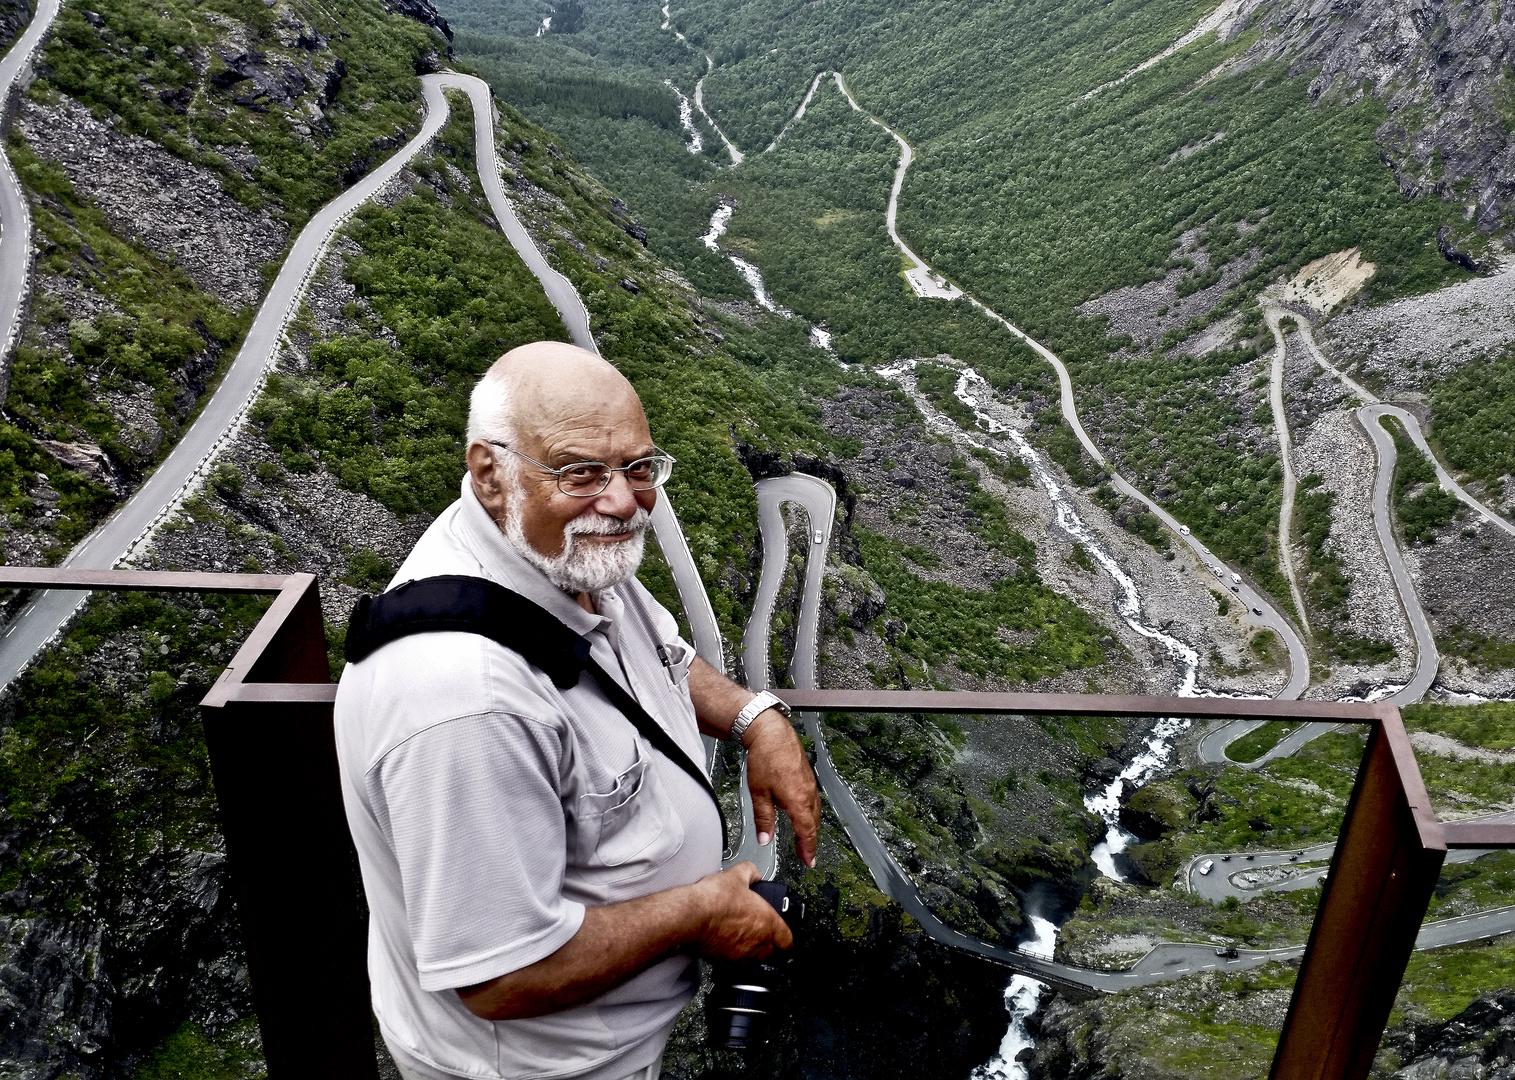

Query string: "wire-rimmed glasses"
[[486, 440, 676, 497]]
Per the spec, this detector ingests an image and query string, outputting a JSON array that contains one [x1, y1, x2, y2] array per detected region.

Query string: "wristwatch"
[[729, 690, 792, 743]]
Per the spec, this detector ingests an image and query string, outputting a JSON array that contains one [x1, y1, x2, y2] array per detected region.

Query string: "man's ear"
[[466, 442, 503, 502]]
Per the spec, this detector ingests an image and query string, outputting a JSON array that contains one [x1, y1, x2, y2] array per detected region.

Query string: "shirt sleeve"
[[371, 712, 585, 992]]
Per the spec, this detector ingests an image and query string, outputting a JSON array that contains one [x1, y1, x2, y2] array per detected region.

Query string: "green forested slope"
[[446, 0, 1477, 605]]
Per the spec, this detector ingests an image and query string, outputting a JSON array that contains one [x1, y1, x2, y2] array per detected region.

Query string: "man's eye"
[[626, 461, 654, 480], [564, 465, 604, 481]]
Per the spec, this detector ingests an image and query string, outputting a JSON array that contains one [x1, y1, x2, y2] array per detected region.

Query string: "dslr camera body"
[[706, 880, 804, 1050]]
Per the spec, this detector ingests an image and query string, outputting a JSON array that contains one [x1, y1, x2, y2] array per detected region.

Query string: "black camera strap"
[[345, 575, 724, 842]]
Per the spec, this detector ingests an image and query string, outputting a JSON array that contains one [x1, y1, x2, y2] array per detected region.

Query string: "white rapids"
[[664, 79, 702, 153], [701, 203, 792, 315], [880, 359, 1203, 884], [972, 915, 1058, 1080]]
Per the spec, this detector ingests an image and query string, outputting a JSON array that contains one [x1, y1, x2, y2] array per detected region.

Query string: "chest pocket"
[[576, 740, 686, 876], [660, 638, 693, 687]]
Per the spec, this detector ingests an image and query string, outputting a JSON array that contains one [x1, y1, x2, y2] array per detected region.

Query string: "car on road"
[[1231, 585, 1240, 593], [1252, 607, 1263, 616], [1215, 946, 1240, 959], [1212, 565, 1225, 579], [1221, 855, 1231, 862], [813, 531, 823, 545], [1231, 572, 1242, 584], [1179, 525, 1191, 535], [1198, 859, 1214, 875]]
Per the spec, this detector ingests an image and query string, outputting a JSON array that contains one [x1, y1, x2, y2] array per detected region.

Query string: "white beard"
[[502, 491, 650, 596]]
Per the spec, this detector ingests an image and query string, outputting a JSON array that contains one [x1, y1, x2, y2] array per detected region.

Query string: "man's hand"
[[742, 710, 820, 868], [691, 860, 794, 962], [456, 862, 791, 1020], [688, 657, 822, 868]]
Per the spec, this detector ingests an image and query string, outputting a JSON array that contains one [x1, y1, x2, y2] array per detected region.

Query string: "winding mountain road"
[[823, 73, 1309, 700], [1265, 307, 1310, 634], [0, 70, 732, 707], [1193, 312, 1515, 764], [0, 71, 467, 688], [1360, 402, 1441, 704], [744, 471, 1515, 995], [732, 472, 837, 878], [1186, 811, 1515, 900], [0, 0, 61, 388]]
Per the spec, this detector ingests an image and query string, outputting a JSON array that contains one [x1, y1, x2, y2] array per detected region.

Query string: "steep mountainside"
[[1241, 0, 1515, 236]]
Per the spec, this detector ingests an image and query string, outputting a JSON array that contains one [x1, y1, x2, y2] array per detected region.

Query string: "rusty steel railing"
[[2, 568, 1511, 1080]]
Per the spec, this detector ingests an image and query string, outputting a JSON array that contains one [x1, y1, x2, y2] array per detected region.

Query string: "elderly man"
[[334, 341, 820, 1080]]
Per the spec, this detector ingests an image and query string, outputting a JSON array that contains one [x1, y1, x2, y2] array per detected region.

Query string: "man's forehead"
[[525, 412, 654, 461]]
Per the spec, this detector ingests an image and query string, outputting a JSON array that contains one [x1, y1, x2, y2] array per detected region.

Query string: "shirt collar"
[[455, 474, 609, 639]]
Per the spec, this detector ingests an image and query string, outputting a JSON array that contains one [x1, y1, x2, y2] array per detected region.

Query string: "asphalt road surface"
[[0, 68, 462, 690], [1186, 810, 1515, 901], [1360, 402, 1441, 704], [727, 473, 837, 878], [0, 0, 61, 377], [1264, 306, 1310, 635]]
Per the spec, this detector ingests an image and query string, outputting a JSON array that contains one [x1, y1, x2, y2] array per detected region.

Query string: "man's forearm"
[[458, 884, 703, 1020], [457, 864, 788, 1021], [689, 656, 761, 742]]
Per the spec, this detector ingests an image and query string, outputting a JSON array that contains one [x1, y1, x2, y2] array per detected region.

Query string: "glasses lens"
[[558, 463, 611, 495], [627, 456, 673, 490]]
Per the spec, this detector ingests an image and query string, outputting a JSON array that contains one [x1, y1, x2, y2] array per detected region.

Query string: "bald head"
[[467, 341, 641, 450]]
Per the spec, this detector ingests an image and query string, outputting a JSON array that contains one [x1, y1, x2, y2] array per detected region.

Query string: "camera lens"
[[708, 967, 778, 1049], [707, 881, 802, 1051]]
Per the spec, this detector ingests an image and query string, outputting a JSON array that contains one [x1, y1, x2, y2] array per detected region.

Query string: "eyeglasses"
[[486, 441, 677, 497]]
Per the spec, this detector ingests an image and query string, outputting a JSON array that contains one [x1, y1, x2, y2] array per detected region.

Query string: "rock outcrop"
[[1384, 990, 1515, 1080], [1236, 0, 1515, 233]]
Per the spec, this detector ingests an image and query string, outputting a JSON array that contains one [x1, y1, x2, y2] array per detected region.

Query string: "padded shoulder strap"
[[345, 574, 589, 688], [344, 576, 723, 840]]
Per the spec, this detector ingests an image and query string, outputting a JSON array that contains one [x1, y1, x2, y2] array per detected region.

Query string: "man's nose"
[[590, 469, 641, 517]]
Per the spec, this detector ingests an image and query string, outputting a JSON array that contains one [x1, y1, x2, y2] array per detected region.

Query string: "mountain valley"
[[0, 0, 1508, 1073]]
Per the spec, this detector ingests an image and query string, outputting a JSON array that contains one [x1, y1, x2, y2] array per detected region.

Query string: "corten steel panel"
[[1270, 712, 1446, 1080], [1443, 823, 1515, 847], [200, 575, 378, 1080], [777, 688, 1387, 722], [6, 571, 1477, 1080], [0, 568, 292, 593], [0, 568, 377, 1078], [203, 697, 377, 1080]]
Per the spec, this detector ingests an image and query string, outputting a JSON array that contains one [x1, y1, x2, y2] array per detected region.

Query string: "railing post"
[[1270, 710, 1446, 1080], [201, 576, 378, 1079]]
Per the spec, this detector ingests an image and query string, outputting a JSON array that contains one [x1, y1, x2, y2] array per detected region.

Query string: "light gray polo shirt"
[[334, 476, 722, 1080]]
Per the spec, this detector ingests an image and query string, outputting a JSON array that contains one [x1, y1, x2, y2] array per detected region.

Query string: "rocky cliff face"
[[1235, 0, 1515, 236], [1384, 991, 1515, 1079]]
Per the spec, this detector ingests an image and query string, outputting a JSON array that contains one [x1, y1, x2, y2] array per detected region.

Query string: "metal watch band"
[[729, 690, 791, 743]]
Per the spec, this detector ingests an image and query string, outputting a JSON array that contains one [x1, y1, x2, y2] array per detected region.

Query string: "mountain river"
[[877, 360, 1204, 1078]]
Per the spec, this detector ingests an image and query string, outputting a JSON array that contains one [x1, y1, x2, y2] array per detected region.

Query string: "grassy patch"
[[1403, 701, 1515, 751], [855, 526, 1106, 684], [1431, 345, 1515, 503], [1227, 721, 1300, 763], [1397, 937, 1515, 1021], [1383, 416, 1464, 545], [132, 1020, 264, 1080]]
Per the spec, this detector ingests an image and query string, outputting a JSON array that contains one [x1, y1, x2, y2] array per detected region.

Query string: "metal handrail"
[[1, 566, 1509, 1080]]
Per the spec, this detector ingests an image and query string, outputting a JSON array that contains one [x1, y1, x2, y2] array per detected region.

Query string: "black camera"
[[706, 880, 803, 1050]]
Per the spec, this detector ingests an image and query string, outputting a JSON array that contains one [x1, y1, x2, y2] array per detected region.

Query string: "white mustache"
[[564, 507, 651, 539]]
